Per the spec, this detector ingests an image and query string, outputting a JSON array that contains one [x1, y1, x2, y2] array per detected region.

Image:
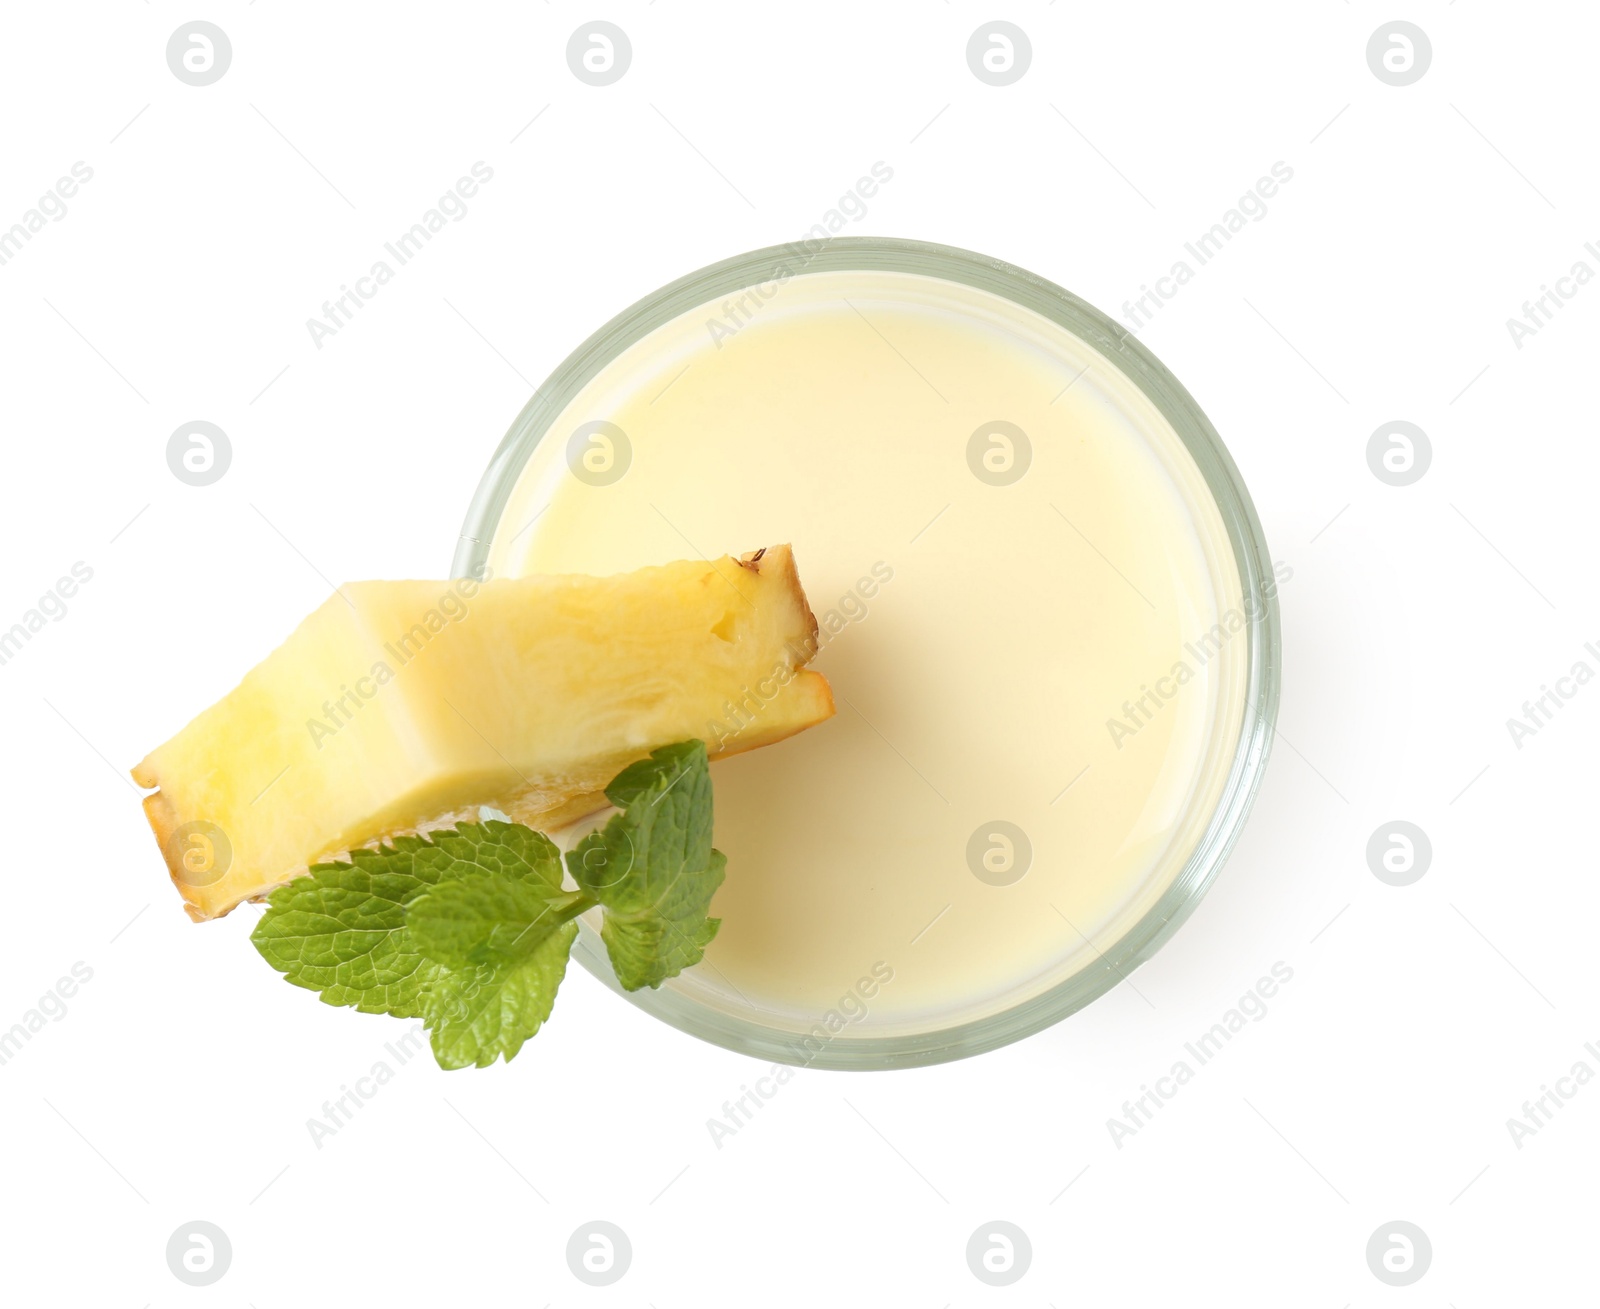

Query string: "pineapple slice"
[[133, 545, 833, 921]]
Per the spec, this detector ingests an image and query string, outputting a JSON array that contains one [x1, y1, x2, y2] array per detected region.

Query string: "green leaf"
[[567, 740, 727, 990], [249, 837, 447, 1017], [250, 746, 730, 1067], [421, 921, 579, 1070], [409, 873, 589, 970], [250, 822, 566, 1019]]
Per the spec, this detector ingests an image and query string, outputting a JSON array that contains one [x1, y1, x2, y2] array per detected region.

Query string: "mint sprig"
[[569, 741, 726, 989], [250, 741, 726, 1069]]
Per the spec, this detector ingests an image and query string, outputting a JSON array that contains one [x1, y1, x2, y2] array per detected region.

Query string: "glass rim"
[[451, 235, 1282, 1071]]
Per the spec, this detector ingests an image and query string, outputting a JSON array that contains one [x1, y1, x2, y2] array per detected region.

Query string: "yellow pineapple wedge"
[[133, 545, 833, 921]]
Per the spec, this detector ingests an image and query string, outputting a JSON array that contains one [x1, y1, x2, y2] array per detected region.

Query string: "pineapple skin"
[[134, 545, 833, 920]]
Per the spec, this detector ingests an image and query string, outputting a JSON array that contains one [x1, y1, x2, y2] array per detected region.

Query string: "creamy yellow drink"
[[485, 268, 1252, 1038]]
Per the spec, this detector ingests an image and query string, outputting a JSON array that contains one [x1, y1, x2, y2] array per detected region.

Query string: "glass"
[[452, 237, 1281, 1069]]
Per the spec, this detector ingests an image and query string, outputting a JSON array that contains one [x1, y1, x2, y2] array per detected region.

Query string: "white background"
[[1, 2, 1595, 1304]]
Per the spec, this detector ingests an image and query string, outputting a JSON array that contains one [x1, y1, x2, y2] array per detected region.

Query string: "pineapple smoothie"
[[484, 267, 1252, 1038]]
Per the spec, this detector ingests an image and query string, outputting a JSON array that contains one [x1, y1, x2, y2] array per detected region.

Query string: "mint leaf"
[[250, 745, 729, 1066], [251, 822, 567, 1019], [421, 921, 578, 1069], [404, 840, 588, 1066], [409, 873, 589, 970], [250, 836, 448, 1017], [567, 740, 726, 990]]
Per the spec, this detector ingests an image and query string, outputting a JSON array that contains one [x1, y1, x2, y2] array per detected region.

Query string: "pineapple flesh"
[[133, 545, 834, 921]]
